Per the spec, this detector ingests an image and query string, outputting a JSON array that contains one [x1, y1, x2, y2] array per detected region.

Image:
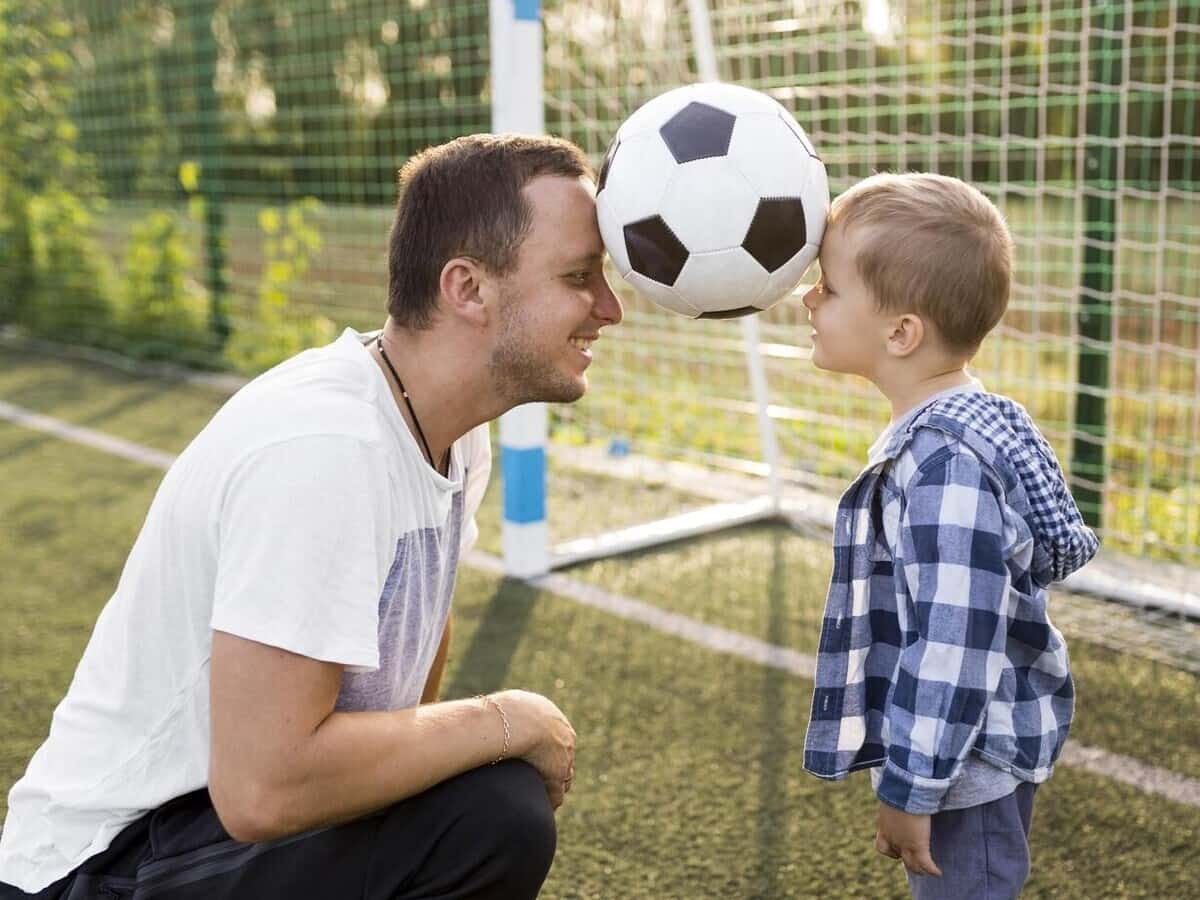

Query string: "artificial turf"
[[2, 346, 1198, 897]]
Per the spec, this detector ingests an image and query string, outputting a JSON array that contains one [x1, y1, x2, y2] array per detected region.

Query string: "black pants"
[[2, 760, 556, 900]]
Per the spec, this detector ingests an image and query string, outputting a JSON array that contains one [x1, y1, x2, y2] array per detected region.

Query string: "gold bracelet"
[[477, 694, 511, 765]]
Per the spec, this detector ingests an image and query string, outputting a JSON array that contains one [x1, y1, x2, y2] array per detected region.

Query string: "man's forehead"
[[523, 176, 603, 258], [522, 173, 595, 211], [560, 248, 604, 267]]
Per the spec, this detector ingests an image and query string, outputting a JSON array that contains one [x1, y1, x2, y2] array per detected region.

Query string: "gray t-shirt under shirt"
[[868, 380, 1022, 812]]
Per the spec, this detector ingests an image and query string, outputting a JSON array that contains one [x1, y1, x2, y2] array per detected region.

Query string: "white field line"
[[4, 401, 1198, 810], [467, 550, 1200, 809], [0, 401, 177, 469]]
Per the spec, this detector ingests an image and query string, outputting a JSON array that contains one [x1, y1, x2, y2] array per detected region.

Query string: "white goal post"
[[493, 0, 790, 578]]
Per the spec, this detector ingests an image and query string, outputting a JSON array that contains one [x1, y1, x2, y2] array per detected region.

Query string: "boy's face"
[[801, 220, 892, 378]]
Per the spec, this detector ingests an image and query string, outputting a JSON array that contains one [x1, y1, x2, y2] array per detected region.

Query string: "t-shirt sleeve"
[[458, 423, 493, 554], [211, 435, 395, 670]]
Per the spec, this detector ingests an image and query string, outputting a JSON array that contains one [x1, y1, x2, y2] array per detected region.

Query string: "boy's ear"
[[439, 256, 495, 328], [886, 313, 924, 358]]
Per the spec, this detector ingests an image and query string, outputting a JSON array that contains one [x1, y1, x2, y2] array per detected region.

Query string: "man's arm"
[[421, 616, 452, 704], [208, 630, 574, 843]]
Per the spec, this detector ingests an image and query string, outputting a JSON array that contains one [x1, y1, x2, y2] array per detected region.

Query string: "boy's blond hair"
[[829, 172, 1013, 354]]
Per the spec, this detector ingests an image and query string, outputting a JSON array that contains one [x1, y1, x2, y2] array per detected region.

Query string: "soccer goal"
[[494, 0, 808, 579], [494, 0, 1200, 621]]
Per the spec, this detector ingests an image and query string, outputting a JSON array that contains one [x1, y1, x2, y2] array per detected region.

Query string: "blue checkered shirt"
[[803, 390, 1099, 814]]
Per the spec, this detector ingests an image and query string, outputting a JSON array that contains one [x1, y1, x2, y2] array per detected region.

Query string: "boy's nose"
[[801, 285, 820, 311]]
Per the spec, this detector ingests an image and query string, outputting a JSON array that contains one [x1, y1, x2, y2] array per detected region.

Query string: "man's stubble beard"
[[488, 287, 586, 406]]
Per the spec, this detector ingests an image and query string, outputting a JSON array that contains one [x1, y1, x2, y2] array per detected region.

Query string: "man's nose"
[[595, 274, 623, 326]]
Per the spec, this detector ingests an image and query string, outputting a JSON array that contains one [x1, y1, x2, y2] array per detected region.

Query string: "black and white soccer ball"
[[596, 82, 829, 319]]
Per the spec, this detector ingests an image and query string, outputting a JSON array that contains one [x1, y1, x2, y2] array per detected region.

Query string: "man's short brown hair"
[[387, 133, 593, 330], [829, 172, 1013, 354]]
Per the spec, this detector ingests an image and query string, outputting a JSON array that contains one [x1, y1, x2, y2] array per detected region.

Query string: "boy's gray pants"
[[907, 782, 1037, 900]]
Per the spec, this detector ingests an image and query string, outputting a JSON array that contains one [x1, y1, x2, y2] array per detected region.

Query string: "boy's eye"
[[567, 272, 590, 285]]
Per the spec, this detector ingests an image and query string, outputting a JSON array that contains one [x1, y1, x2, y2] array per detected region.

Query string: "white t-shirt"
[[0, 329, 491, 892]]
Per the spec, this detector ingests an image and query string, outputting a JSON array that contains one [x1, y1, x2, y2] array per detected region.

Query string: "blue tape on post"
[[502, 445, 546, 524], [514, 0, 540, 21]]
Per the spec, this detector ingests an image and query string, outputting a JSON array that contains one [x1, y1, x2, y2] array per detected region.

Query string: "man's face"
[[801, 220, 891, 379], [489, 175, 623, 404]]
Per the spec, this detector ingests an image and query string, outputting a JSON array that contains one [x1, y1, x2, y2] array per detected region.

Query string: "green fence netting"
[[2, 0, 1198, 570]]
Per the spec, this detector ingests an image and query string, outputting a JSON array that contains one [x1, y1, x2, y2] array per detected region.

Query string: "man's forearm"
[[213, 697, 504, 842]]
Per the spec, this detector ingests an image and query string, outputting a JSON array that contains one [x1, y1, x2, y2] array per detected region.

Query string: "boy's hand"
[[875, 802, 943, 878]]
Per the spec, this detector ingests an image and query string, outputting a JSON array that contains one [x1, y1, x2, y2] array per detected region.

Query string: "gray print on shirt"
[[335, 483, 464, 712]]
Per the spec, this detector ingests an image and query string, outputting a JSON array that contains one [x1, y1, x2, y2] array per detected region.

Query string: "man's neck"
[[370, 324, 507, 472]]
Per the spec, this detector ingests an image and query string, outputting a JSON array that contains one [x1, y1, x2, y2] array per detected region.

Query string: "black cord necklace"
[[376, 334, 442, 471]]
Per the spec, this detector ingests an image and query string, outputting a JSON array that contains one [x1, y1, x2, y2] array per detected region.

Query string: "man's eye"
[[569, 272, 590, 284]]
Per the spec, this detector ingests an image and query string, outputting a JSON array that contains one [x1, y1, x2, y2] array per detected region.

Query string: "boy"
[[801, 172, 1099, 899]]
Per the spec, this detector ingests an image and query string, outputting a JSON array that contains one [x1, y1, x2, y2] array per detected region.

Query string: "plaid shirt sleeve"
[[875, 443, 1013, 815]]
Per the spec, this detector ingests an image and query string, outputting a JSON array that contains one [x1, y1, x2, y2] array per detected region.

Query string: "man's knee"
[[406, 759, 556, 895], [456, 759, 557, 870], [369, 760, 556, 899]]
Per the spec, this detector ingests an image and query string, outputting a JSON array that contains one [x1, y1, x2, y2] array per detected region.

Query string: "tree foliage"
[[72, 0, 490, 205], [0, 0, 112, 333], [45, 1, 1200, 206]]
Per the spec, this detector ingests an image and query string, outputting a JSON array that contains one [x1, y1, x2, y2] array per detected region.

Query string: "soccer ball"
[[596, 82, 829, 319]]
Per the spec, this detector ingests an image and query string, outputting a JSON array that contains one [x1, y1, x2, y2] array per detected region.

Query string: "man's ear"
[[886, 313, 925, 358], [439, 256, 493, 327]]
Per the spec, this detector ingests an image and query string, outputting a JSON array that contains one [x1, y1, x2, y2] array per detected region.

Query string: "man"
[[0, 134, 623, 899]]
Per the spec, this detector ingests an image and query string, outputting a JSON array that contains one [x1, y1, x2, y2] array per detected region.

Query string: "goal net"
[[4, 0, 1196, 621], [537, 0, 1200, 614]]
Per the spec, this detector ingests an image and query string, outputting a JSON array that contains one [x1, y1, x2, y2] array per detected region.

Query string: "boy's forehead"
[[819, 220, 851, 268], [823, 219, 874, 267]]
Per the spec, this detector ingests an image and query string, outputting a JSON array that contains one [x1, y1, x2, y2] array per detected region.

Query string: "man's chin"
[[544, 379, 586, 404], [505, 378, 586, 407], [539, 374, 587, 405]]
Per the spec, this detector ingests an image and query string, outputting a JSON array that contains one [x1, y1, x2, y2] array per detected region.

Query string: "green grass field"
[[2, 345, 1199, 898]]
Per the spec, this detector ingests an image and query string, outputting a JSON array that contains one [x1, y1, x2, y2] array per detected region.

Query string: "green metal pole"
[[1072, 0, 1123, 529], [184, 0, 230, 351]]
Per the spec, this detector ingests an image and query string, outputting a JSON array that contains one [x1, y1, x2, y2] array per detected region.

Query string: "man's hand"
[[875, 802, 943, 878], [494, 690, 576, 810]]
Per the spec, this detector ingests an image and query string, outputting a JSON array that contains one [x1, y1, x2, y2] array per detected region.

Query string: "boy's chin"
[[809, 353, 837, 373], [811, 355, 862, 379]]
